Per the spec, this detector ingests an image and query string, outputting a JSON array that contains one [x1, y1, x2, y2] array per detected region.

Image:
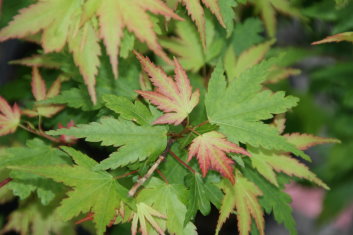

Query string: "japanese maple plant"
[[0, 0, 340, 235]]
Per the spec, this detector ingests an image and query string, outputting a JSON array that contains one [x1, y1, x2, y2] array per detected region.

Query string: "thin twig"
[[169, 151, 196, 174], [128, 139, 174, 197], [19, 124, 60, 143]]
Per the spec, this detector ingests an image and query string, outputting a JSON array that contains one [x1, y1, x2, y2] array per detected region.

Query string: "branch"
[[128, 139, 174, 197]]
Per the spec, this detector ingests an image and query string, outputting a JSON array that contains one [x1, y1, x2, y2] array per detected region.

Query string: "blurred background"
[[1, 0, 353, 234]]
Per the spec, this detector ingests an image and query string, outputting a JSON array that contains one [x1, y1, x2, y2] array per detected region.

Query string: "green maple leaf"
[[10, 147, 133, 235], [137, 178, 197, 235], [104, 94, 155, 126], [0, 0, 181, 103], [205, 60, 310, 160], [184, 173, 223, 223], [3, 201, 75, 235], [0, 139, 70, 205], [249, 148, 328, 189], [251, 0, 302, 37], [47, 117, 167, 170], [131, 203, 167, 235], [243, 167, 297, 235], [217, 171, 264, 235]]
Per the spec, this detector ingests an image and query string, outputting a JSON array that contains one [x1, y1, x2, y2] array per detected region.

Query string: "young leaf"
[[10, 149, 132, 235], [160, 20, 205, 72], [249, 149, 328, 189], [97, 0, 182, 78], [217, 172, 264, 235], [47, 117, 167, 170], [285, 133, 341, 150], [135, 52, 200, 125], [131, 203, 166, 235], [252, 0, 302, 37], [29, 67, 64, 118], [205, 61, 309, 161], [312, 32, 353, 45], [180, 0, 225, 46], [243, 168, 297, 235], [68, 21, 101, 105], [0, 96, 20, 136], [188, 131, 250, 183]]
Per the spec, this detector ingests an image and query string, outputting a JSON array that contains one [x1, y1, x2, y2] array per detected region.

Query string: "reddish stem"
[[0, 178, 12, 188], [156, 169, 169, 184], [169, 151, 196, 174], [75, 212, 94, 225], [115, 170, 139, 179]]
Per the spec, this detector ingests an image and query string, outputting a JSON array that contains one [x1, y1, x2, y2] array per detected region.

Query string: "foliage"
[[0, 0, 346, 235]]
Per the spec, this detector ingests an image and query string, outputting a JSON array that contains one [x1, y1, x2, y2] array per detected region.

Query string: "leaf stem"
[[19, 123, 60, 143], [128, 139, 174, 197], [0, 178, 12, 188], [169, 151, 196, 174], [115, 170, 139, 179], [156, 169, 169, 184]]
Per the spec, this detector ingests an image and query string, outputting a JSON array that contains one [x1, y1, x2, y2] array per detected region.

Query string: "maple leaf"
[[312, 32, 353, 45], [205, 60, 310, 161], [9, 147, 132, 235], [179, 0, 225, 46], [137, 177, 197, 235], [188, 131, 250, 183], [135, 52, 200, 125], [131, 203, 166, 235], [0, 0, 181, 104], [0, 96, 21, 136], [97, 0, 182, 78], [217, 172, 264, 235], [243, 167, 297, 235], [23, 67, 64, 118], [284, 133, 340, 151], [0, 139, 70, 205], [2, 201, 75, 235], [47, 117, 168, 170], [249, 148, 328, 189], [251, 0, 302, 37]]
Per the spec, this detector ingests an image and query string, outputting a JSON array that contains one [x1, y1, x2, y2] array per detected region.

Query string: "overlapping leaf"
[[137, 178, 197, 235], [188, 131, 250, 183], [10, 147, 132, 235], [251, 0, 302, 37], [205, 61, 309, 160], [131, 203, 166, 235], [136, 53, 200, 125], [47, 117, 167, 170], [0, 139, 69, 204], [23, 67, 64, 118], [249, 149, 328, 188], [179, 0, 226, 46], [0, 0, 181, 103], [217, 172, 264, 235], [0, 96, 20, 136]]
